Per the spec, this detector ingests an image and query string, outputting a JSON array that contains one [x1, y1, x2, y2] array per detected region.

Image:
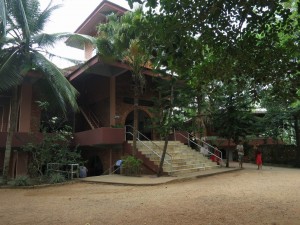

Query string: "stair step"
[[130, 140, 221, 176]]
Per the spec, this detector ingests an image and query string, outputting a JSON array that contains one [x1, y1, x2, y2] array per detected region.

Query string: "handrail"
[[79, 106, 101, 129], [125, 125, 172, 168], [88, 110, 101, 127], [103, 164, 120, 175], [175, 132, 223, 164], [79, 107, 95, 129]]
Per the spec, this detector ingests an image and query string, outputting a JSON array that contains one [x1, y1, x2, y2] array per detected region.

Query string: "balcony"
[[0, 132, 43, 148], [73, 127, 125, 146]]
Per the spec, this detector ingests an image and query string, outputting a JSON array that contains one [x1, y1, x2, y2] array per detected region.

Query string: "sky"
[[39, 0, 131, 68]]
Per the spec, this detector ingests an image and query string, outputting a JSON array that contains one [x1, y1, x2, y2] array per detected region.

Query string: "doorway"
[[125, 109, 152, 140]]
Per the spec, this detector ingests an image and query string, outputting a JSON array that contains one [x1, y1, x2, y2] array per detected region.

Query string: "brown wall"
[[0, 149, 29, 177], [30, 100, 41, 133], [19, 84, 32, 132], [115, 73, 155, 126], [0, 97, 10, 132], [10, 151, 29, 177], [73, 72, 156, 131], [80, 145, 123, 176], [0, 85, 41, 134], [84, 42, 94, 60], [74, 127, 125, 145]]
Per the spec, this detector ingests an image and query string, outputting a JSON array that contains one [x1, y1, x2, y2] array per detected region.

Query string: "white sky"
[[39, 0, 131, 68]]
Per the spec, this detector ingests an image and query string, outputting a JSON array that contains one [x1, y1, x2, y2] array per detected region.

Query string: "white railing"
[[47, 163, 79, 179], [103, 164, 121, 175], [125, 125, 173, 172], [175, 132, 223, 165]]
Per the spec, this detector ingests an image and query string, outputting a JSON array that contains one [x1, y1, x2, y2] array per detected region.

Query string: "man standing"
[[236, 141, 244, 168]]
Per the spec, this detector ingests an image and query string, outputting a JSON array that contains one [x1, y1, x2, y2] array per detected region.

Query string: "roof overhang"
[[66, 55, 160, 81], [66, 0, 128, 49]]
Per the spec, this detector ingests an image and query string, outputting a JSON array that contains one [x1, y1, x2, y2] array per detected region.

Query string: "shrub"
[[13, 176, 30, 186], [121, 156, 142, 176], [49, 173, 66, 184]]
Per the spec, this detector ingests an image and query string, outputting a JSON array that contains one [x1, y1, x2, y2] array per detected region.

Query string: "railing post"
[[174, 128, 176, 141], [124, 126, 127, 141]]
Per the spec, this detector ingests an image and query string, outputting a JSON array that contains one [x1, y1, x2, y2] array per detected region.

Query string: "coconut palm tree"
[[0, 0, 7, 38], [96, 8, 150, 155], [0, 0, 95, 184]]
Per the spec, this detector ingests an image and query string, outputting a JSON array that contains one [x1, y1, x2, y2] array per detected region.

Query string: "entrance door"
[[125, 110, 152, 140]]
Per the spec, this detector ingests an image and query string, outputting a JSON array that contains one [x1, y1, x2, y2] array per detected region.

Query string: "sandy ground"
[[0, 164, 300, 225]]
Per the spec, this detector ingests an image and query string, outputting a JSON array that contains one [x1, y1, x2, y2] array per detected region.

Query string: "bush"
[[121, 156, 142, 176], [49, 173, 66, 184], [13, 176, 30, 186]]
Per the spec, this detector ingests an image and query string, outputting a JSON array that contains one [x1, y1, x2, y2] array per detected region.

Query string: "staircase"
[[131, 140, 220, 176], [79, 107, 101, 129]]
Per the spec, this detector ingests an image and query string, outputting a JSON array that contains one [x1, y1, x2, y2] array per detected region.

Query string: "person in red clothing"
[[211, 145, 221, 164], [254, 144, 263, 170]]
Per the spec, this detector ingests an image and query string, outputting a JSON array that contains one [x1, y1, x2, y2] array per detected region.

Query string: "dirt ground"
[[0, 164, 299, 225]]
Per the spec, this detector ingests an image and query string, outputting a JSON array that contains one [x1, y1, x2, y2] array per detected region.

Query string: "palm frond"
[[0, 48, 24, 91], [65, 33, 96, 50], [31, 51, 79, 113], [15, 0, 30, 42], [35, 3, 61, 33], [33, 78, 69, 117], [32, 33, 63, 48], [0, 0, 7, 37], [33, 32, 96, 49], [41, 50, 85, 66]]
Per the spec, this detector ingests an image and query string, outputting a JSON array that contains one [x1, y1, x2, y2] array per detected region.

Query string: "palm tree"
[[0, 0, 7, 37], [96, 8, 150, 155], [0, 0, 95, 184]]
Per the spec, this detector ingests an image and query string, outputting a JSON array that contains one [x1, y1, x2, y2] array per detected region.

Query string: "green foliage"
[[127, 0, 300, 164], [0, 0, 95, 113], [121, 156, 142, 176], [259, 98, 300, 145], [1, 0, 93, 183], [210, 80, 258, 143], [48, 173, 66, 184], [23, 125, 82, 178], [23, 102, 82, 178], [13, 175, 30, 186], [96, 8, 151, 155], [96, 8, 149, 81]]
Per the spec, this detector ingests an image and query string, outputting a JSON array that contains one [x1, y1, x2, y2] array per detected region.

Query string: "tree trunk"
[[157, 135, 169, 176], [157, 81, 174, 177], [2, 87, 19, 184], [132, 86, 139, 156], [226, 149, 230, 167], [196, 95, 207, 138], [226, 139, 231, 167], [294, 115, 300, 167]]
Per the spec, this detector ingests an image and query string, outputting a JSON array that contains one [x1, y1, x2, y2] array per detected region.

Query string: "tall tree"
[[0, 0, 7, 37], [128, 0, 299, 151], [211, 79, 258, 167], [0, 0, 94, 183], [96, 8, 150, 155]]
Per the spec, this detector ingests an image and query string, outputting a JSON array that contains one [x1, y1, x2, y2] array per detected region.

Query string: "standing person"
[[210, 145, 220, 164], [79, 165, 88, 178], [236, 141, 244, 168], [114, 159, 123, 174], [255, 145, 263, 170]]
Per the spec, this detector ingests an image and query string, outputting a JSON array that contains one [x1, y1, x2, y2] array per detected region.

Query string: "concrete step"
[[169, 165, 221, 176], [130, 140, 220, 176]]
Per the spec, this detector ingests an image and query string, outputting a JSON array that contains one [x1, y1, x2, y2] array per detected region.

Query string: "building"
[[0, 1, 172, 177], [2, 0, 257, 178]]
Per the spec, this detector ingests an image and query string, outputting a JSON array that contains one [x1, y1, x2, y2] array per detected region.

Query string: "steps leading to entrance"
[[129, 141, 220, 176]]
